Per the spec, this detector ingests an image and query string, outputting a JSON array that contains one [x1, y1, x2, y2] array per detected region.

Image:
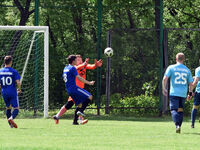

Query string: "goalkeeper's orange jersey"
[[68, 63, 96, 102], [75, 63, 96, 88]]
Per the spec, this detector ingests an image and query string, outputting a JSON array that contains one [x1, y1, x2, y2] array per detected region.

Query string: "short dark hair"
[[67, 55, 77, 64], [4, 56, 12, 65]]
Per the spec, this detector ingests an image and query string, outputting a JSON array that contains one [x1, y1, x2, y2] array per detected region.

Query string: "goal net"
[[0, 26, 49, 117]]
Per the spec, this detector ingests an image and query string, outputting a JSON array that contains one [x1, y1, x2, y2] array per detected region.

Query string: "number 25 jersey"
[[0, 67, 21, 96], [164, 63, 193, 98]]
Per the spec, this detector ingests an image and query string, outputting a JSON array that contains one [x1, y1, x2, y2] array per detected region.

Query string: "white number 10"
[[174, 72, 187, 84], [1, 76, 12, 86]]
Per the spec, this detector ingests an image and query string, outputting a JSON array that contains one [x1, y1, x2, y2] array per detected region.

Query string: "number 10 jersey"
[[0, 67, 21, 96]]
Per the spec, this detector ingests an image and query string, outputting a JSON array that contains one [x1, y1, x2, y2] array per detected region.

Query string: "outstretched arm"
[[76, 63, 87, 70], [76, 58, 89, 70], [86, 64, 96, 70], [86, 59, 103, 70]]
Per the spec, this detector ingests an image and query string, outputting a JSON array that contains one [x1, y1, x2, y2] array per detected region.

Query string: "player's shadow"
[[18, 128, 29, 129], [183, 132, 200, 135], [88, 115, 171, 122], [60, 113, 173, 122], [19, 127, 45, 130]]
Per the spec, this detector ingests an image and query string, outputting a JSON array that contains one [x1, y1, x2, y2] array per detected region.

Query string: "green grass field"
[[0, 115, 200, 150]]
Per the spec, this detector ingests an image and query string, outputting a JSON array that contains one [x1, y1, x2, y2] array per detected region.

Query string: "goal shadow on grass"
[[53, 113, 174, 122]]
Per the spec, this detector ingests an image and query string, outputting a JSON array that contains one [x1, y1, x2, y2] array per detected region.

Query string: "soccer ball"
[[104, 47, 113, 57]]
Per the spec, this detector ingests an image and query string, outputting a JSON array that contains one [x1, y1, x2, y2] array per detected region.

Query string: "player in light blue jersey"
[[162, 53, 193, 133], [53, 55, 95, 124], [0, 56, 21, 128], [187, 64, 200, 128]]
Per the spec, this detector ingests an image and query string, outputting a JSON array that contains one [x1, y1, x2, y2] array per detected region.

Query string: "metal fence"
[[104, 28, 200, 115], [104, 28, 160, 114]]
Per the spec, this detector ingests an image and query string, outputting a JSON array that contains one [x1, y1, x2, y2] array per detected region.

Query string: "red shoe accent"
[[53, 116, 59, 124], [55, 119, 59, 124], [8, 119, 18, 128], [80, 119, 88, 125]]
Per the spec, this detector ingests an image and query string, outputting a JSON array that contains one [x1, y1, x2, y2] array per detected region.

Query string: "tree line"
[[0, 0, 200, 108]]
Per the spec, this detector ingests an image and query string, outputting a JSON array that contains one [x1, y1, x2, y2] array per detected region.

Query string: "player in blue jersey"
[[53, 55, 95, 124], [0, 56, 21, 128], [162, 53, 193, 133], [187, 64, 200, 128]]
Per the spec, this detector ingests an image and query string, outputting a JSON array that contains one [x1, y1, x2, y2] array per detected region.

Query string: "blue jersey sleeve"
[[164, 66, 171, 77]]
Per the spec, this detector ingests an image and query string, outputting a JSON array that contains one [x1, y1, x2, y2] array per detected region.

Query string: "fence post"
[[162, 29, 169, 114], [159, 0, 164, 115], [34, 0, 39, 116], [105, 30, 111, 114], [97, 0, 102, 115]]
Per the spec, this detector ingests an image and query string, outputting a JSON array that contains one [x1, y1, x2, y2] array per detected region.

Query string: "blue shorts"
[[169, 96, 185, 110], [193, 92, 200, 106], [2, 94, 19, 108], [68, 87, 91, 106]]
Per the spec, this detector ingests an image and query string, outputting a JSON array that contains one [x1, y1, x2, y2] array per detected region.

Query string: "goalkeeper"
[[53, 55, 102, 125]]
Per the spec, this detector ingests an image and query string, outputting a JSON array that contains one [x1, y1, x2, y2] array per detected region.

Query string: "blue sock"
[[191, 109, 197, 125], [178, 112, 183, 127], [171, 110, 179, 126], [12, 109, 19, 119], [6, 109, 11, 119]]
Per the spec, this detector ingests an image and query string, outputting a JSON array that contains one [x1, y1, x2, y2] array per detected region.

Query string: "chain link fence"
[[103, 28, 200, 116]]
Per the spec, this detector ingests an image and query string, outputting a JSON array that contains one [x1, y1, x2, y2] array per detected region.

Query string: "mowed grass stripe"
[[0, 117, 200, 150]]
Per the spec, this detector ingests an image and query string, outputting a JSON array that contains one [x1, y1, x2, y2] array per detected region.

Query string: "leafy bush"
[[0, 96, 5, 108], [142, 81, 157, 97], [182, 99, 193, 115], [101, 93, 122, 107], [101, 91, 194, 116], [119, 95, 159, 116], [101, 93, 160, 116]]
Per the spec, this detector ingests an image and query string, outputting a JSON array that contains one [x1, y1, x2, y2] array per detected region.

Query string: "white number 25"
[[174, 72, 187, 84]]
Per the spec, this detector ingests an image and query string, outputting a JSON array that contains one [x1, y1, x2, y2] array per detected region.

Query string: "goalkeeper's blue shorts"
[[67, 87, 91, 106]]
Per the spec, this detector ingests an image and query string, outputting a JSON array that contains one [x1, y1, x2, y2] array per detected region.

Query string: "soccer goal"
[[0, 26, 49, 118]]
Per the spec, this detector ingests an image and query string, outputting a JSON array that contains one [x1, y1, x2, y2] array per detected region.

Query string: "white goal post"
[[0, 26, 49, 118]]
